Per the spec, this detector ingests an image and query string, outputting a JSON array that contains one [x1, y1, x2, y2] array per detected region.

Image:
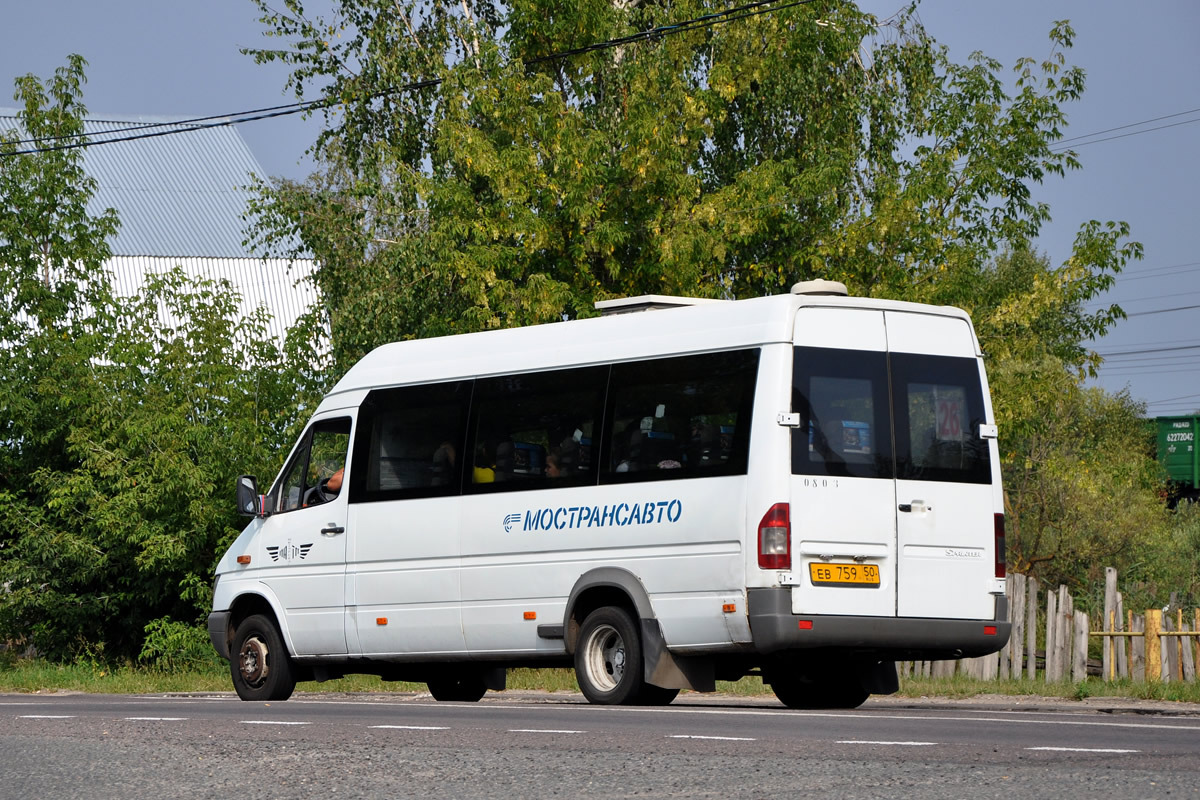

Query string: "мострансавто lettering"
[[519, 500, 682, 532]]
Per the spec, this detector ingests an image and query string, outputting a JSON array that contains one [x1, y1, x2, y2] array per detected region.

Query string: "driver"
[[303, 467, 344, 507]]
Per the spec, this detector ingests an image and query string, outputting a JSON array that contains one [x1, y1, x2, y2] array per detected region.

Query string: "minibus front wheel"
[[230, 614, 296, 702]]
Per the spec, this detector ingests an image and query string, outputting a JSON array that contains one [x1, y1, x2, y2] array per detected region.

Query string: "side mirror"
[[236, 474, 266, 518]]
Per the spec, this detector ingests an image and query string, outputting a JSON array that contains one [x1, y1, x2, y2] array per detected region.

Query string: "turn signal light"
[[722, 604, 737, 613], [376, 617, 388, 626], [236, 555, 251, 565], [524, 611, 537, 620]]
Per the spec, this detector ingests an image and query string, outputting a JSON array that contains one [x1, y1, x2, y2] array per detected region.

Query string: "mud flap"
[[640, 618, 715, 692]]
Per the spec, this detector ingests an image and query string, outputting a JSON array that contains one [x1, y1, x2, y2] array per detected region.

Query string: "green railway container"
[[1157, 415, 1200, 490]]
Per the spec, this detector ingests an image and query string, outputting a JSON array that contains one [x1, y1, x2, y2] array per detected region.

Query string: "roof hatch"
[[593, 294, 728, 316]]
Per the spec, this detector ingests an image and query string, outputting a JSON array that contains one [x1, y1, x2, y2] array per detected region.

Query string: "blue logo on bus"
[[506, 499, 682, 532]]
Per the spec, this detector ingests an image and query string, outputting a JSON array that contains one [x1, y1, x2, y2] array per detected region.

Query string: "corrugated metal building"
[[0, 109, 318, 344]]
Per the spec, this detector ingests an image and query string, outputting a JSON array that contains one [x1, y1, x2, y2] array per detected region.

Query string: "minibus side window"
[[349, 381, 471, 503], [792, 347, 893, 479], [273, 418, 352, 513], [465, 366, 608, 493], [602, 349, 759, 484], [891, 353, 991, 484]]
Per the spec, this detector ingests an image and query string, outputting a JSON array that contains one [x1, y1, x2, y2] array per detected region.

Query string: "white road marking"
[[508, 729, 585, 734], [668, 735, 756, 741], [239, 720, 311, 725], [369, 725, 450, 730], [1026, 747, 1139, 753], [124, 717, 187, 721], [838, 740, 937, 746], [19, 715, 75, 719]]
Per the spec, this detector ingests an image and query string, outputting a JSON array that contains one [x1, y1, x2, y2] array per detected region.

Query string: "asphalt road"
[[3, 692, 1199, 799]]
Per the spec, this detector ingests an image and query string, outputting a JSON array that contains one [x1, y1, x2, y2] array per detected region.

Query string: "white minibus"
[[209, 280, 1009, 707]]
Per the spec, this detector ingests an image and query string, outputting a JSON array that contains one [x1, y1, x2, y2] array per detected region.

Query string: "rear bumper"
[[747, 588, 1010, 659], [207, 611, 231, 661]]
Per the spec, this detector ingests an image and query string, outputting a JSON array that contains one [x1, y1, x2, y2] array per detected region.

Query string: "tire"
[[230, 614, 296, 702], [766, 664, 868, 710], [634, 683, 681, 706], [427, 673, 488, 702], [574, 606, 647, 705]]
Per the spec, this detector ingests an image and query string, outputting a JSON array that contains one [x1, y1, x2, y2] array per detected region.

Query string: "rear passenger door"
[[886, 312, 997, 620]]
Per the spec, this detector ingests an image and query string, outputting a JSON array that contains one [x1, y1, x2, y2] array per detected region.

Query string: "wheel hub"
[[239, 636, 269, 685]]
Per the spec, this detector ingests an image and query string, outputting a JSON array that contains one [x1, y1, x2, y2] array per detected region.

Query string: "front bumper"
[[207, 611, 231, 660], [747, 588, 1010, 659]]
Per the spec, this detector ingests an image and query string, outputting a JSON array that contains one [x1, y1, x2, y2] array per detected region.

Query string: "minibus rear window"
[[792, 347, 893, 480], [891, 353, 991, 484]]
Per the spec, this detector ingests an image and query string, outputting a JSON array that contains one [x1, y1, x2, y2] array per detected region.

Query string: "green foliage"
[[0, 60, 321, 661], [139, 617, 225, 672], [243, 5, 1138, 372]]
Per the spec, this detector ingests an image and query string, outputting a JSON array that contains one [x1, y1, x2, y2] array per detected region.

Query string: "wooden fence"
[[898, 568, 1200, 683]]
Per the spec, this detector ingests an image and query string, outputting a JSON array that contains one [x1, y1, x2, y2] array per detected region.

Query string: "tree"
[[245, 3, 1136, 370], [0, 60, 319, 660]]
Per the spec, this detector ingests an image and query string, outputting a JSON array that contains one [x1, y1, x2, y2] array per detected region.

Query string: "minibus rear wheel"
[[766, 664, 868, 710], [230, 614, 296, 702], [575, 606, 647, 705]]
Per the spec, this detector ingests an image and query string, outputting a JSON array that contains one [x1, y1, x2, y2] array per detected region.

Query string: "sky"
[[2, 0, 1198, 417]]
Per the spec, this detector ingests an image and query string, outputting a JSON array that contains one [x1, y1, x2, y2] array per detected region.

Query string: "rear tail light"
[[758, 503, 791, 570], [994, 513, 1006, 579]]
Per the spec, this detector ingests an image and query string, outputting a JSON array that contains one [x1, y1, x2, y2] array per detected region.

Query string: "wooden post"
[[1103, 568, 1117, 681], [1026, 577, 1038, 679], [1145, 609, 1162, 683], [999, 574, 1013, 680], [1072, 610, 1089, 683], [1107, 610, 1117, 680], [1132, 614, 1145, 682], [1195, 609, 1200, 678], [1010, 573, 1026, 680], [1057, 586, 1072, 683], [1181, 622, 1195, 682], [1045, 589, 1058, 682], [1116, 593, 1129, 679]]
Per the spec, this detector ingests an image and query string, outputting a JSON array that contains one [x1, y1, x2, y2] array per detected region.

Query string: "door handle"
[[321, 524, 345, 536], [898, 500, 930, 513], [898, 504, 911, 513]]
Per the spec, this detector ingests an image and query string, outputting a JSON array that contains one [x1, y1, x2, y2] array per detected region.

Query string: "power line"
[[1050, 117, 1200, 152], [1056, 107, 1200, 146], [0, 0, 819, 157], [1125, 303, 1200, 318], [1097, 343, 1200, 357]]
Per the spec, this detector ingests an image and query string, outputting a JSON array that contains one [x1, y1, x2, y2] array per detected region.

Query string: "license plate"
[[809, 562, 880, 587]]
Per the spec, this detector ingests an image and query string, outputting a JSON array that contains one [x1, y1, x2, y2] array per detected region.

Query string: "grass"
[[3, 659, 1200, 703]]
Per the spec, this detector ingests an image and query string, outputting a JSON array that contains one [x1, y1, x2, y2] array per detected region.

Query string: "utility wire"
[[1054, 106, 1200, 146], [1050, 116, 1200, 152], [1125, 303, 1200, 318], [1, 0, 818, 157]]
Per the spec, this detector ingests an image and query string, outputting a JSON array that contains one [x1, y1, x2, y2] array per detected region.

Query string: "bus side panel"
[[349, 498, 467, 656], [457, 477, 747, 655]]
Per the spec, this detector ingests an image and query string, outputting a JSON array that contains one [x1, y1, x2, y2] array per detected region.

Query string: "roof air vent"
[[790, 279, 848, 297]]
